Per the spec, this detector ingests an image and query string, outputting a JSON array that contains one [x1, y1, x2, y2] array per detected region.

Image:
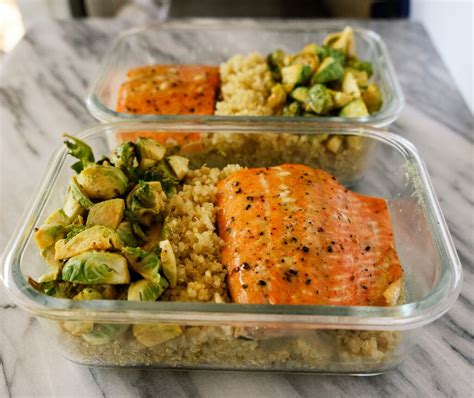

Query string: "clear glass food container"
[[1, 121, 461, 374], [86, 20, 404, 127]]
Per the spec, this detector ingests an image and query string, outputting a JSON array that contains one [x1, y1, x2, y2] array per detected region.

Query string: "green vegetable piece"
[[55, 225, 123, 260], [290, 87, 310, 104], [116, 221, 139, 247], [326, 136, 343, 154], [136, 138, 166, 169], [141, 159, 179, 197], [361, 83, 383, 114], [62, 252, 130, 284], [342, 71, 361, 98], [267, 84, 287, 109], [128, 278, 168, 301], [70, 176, 94, 210], [82, 324, 129, 345], [308, 84, 334, 115], [291, 53, 319, 73], [316, 46, 346, 65], [126, 181, 167, 227], [44, 209, 70, 226], [167, 155, 189, 180], [345, 67, 369, 88], [339, 98, 369, 118], [35, 224, 65, 250], [312, 57, 344, 84], [40, 246, 61, 272], [64, 134, 95, 174], [122, 246, 162, 284], [74, 288, 102, 301], [329, 90, 353, 108], [133, 324, 183, 347], [323, 26, 355, 56], [281, 64, 312, 89], [266, 49, 285, 81], [301, 43, 318, 56], [160, 215, 172, 240], [63, 188, 85, 220], [282, 101, 302, 117], [86, 199, 125, 229], [111, 142, 136, 170], [347, 58, 373, 77], [77, 165, 128, 200], [159, 239, 177, 288]]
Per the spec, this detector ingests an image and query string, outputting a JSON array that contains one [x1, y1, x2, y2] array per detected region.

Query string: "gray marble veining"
[[0, 18, 472, 397]]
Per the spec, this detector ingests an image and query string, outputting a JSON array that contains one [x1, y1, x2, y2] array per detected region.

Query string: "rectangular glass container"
[[86, 20, 404, 127], [1, 121, 461, 374]]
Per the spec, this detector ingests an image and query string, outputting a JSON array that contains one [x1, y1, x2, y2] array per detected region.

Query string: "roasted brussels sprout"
[[362, 83, 383, 114], [133, 323, 183, 347], [312, 57, 344, 84], [167, 155, 189, 180], [55, 225, 123, 260], [342, 71, 361, 98], [61, 251, 130, 284], [122, 246, 162, 284], [159, 239, 177, 288], [127, 278, 168, 301], [281, 64, 312, 90], [77, 164, 129, 200], [282, 101, 302, 116], [86, 198, 125, 229], [323, 26, 355, 57], [308, 84, 334, 115], [70, 176, 94, 210], [267, 84, 287, 109], [82, 324, 129, 345], [339, 98, 369, 117], [116, 221, 139, 247], [136, 137, 166, 169], [126, 181, 167, 227]]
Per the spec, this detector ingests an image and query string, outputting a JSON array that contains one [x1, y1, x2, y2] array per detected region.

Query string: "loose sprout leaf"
[[63, 134, 95, 173], [70, 176, 94, 210]]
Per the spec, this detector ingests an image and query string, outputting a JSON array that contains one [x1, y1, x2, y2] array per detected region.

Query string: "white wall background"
[[411, 0, 473, 113]]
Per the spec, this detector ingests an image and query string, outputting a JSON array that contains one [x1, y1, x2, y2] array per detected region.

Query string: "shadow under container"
[[86, 21, 404, 127], [1, 122, 461, 374]]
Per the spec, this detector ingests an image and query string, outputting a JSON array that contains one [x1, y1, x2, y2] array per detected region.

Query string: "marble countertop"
[[0, 19, 472, 397]]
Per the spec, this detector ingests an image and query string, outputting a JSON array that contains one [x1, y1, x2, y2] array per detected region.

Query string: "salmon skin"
[[216, 164, 403, 306]]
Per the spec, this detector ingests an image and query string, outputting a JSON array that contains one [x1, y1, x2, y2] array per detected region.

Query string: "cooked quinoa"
[[162, 164, 241, 302], [215, 53, 275, 116]]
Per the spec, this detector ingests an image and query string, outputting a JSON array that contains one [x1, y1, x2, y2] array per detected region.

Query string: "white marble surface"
[[0, 19, 472, 397]]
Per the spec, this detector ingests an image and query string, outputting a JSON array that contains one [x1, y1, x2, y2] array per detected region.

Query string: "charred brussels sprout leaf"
[[122, 246, 162, 284], [63, 134, 95, 174], [62, 251, 130, 284], [127, 278, 169, 301]]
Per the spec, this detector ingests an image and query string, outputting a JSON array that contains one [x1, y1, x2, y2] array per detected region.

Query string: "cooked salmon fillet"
[[117, 65, 220, 115], [216, 164, 403, 306]]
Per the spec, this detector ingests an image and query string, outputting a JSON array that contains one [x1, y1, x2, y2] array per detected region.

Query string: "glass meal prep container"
[[86, 20, 404, 127], [1, 121, 461, 374]]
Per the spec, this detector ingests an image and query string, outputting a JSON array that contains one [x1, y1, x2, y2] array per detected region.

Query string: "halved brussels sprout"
[[35, 224, 65, 250], [74, 287, 102, 301], [63, 288, 103, 336], [86, 198, 125, 229], [127, 278, 168, 301], [82, 324, 129, 345], [342, 71, 361, 98], [62, 251, 130, 284], [329, 90, 353, 108], [282, 101, 302, 116], [63, 187, 85, 220], [116, 221, 139, 248], [44, 209, 70, 226], [126, 181, 167, 227], [77, 164, 128, 200], [344, 67, 369, 89], [291, 53, 319, 73], [111, 141, 137, 171], [133, 324, 183, 347], [339, 98, 369, 118], [281, 64, 312, 90], [323, 26, 355, 56], [266, 84, 287, 109], [326, 136, 343, 154], [40, 246, 61, 272], [55, 225, 123, 260], [70, 176, 94, 210], [347, 58, 373, 77], [167, 155, 189, 180], [361, 83, 383, 114], [312, 57, 344, 84], [308, 84, 334, 115], [122, 246, 161, 284], [136, 138, 166, 169], [159, 240, 177, 288]]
